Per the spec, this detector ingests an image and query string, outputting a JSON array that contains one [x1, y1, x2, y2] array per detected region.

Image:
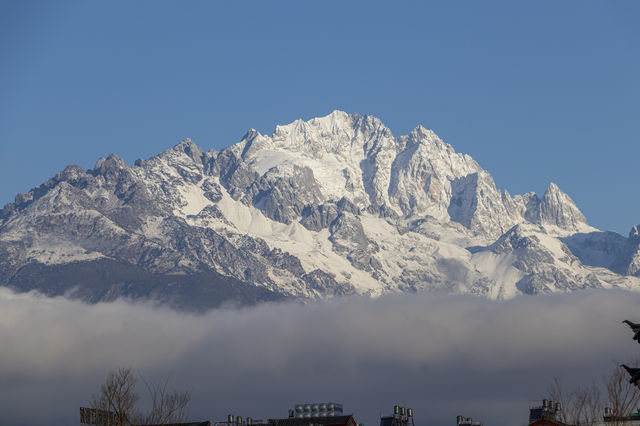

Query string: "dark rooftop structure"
[[218, 403, 357, 426], [266, 415, 356, 426], [216, 415, 356, 426], [529, 399, 563, 425], [136, 423, 211, 426], [456, 415, 482, 426], [379, 404, 415, 426]]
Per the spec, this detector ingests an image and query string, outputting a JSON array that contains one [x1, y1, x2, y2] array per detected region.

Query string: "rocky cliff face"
[[1, 111, 638, 310], [620, 225, 640, 276]]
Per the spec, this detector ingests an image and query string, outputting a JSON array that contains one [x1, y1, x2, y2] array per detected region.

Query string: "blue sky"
[[1, 1, 638, 233]]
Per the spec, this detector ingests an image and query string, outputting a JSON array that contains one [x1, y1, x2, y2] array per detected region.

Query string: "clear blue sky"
[[1, 1, 638, 233]]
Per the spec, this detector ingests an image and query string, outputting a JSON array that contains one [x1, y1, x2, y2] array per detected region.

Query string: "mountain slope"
[[1, 111, 638, 309]]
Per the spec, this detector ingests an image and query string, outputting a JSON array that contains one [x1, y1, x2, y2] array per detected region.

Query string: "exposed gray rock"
[[448, 171, 521, 237], [448, 173, 480, 229], [302, 269, 355, 296], [539, 182, 587, 230], [336, 196, 360, 215], [245, 165, 323, 224], [300, 203, 340, 231], [202, 179, 222, 202], [561, 231, 628, 271], [519, 183, 587, 232], [3, 258, 286, 312], [233, 234, 305, 277], [472, 224, 606, 296], [215, 148, 260, 200], [621, 225, 640, 276], [329, 212, 381, 274]]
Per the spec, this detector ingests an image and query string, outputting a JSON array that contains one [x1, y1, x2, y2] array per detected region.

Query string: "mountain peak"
[[544, 181, 561, 194], [242, 128, 261, 141], [174, 138, 203, 164], [318, 109, 351, 121], [94, 153, 127, 171], [273, 110, 355, 138], [407, 125, 445, 148], [176, 137, 195, 146], [410, 124, 431, 136], [144, 138, 205, 167], [540, 181, 588, 231]]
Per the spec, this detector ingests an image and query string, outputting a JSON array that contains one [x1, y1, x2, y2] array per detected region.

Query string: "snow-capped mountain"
[[1, 111, 639, 309]]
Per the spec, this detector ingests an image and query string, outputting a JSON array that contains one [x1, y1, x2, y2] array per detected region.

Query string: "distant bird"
[[621, 364, 640, 386], [622, 320, 640, 343]]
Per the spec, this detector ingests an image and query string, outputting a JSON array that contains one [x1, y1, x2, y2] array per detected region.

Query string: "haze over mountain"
[[2, 111, 639, 310]]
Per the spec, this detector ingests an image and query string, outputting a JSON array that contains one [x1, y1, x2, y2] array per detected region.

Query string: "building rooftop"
[[266, 415, 354, 426]]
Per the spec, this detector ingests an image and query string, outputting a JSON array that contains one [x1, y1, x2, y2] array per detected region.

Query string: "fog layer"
[[1, 289, 638, 426]]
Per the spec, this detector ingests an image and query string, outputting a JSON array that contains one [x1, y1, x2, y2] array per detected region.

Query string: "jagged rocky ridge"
[[1, 111, 639, 309]]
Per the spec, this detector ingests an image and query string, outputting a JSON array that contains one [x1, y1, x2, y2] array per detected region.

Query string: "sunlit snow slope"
[[1, 111, 639, 309]]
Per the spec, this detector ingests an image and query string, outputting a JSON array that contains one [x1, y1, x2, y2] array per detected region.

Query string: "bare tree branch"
[[549, 360, 640, 426], [89, 367, 190, 426], [91, 367, 139, 426], [604, 361, 640, 426], [139, 373, 191, 425]]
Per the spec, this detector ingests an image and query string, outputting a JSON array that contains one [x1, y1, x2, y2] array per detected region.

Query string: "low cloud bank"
[[1, 289, 639, 426]]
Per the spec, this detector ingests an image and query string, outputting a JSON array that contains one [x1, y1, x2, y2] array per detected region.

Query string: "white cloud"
[[1, 288, 639, 426]]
